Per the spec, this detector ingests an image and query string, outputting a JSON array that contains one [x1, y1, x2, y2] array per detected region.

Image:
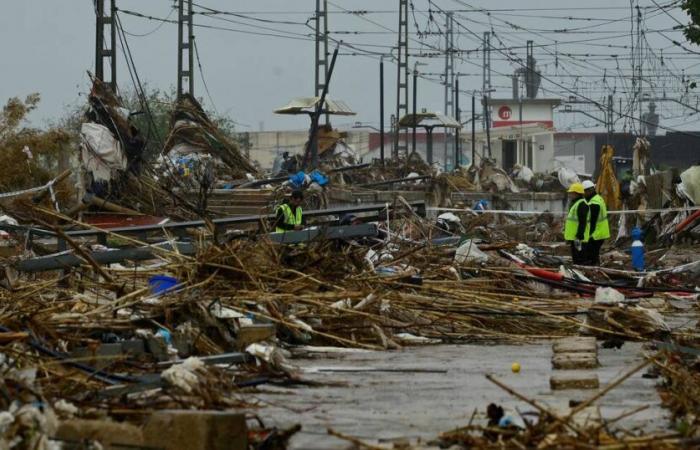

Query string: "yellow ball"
[[511, 362, 521, 373]]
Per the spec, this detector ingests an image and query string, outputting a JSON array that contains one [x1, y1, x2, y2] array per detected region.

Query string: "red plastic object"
[[675, 209, 700, 234]]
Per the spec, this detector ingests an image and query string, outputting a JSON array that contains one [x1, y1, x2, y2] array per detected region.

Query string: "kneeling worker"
[[582, 180, 609, 265], [274, 190, 305, 232], [564, 183, 589, 264]]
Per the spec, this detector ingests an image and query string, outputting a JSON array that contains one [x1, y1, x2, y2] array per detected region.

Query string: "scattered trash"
[[594, 287, 625, 305], [454, 239, 489, 264]]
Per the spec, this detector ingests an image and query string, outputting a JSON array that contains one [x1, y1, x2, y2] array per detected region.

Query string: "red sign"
[[498, 105, 512, 120]]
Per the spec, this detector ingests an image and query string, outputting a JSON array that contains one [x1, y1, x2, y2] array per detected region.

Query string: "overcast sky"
[[1, 0, 697, 133]]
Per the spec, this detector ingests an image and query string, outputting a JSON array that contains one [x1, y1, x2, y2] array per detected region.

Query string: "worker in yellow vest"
[[274, 190, 305, 233], [564, 183, 590, 265], [582, 180, 610, 265]]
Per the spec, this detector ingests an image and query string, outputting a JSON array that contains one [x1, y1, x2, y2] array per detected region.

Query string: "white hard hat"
[[582, 180, 596, 190]]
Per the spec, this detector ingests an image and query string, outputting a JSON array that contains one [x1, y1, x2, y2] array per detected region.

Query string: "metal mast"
[[482, 32, 492, 129], [444, 12, 455, 169], [444, 12, 455, 118], [177, 0, 194, 97], [315, 0, 330, 124], [314, 0, 329, 97], [637, 4, 644, 134], [95, 0, 117, 92], [394, 0, 409, 159]]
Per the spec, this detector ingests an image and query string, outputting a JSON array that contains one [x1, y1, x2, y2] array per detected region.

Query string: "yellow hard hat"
[[568, 183, 584, 194]]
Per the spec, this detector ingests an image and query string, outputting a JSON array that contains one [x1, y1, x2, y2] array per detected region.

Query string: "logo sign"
[[498, 105, 512, 120]]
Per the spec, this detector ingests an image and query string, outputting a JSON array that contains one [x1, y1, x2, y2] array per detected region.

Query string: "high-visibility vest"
[[588, 194, 610, 240], [275, 203, 302, 233], [564, 198, 589, 241]]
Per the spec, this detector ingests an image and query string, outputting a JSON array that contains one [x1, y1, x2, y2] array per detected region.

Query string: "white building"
[[471, 98, 561, 172]]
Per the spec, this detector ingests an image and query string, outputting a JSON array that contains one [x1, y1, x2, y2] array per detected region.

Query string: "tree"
[[0, 94, 73, 192], [681, 0, 700, 45]]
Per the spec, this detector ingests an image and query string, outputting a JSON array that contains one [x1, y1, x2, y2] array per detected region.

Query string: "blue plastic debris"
[[155, 328, 172, 345], [289, 171, 307, 188], [310, 170, 329, 186], [148, 275, 179, 295]]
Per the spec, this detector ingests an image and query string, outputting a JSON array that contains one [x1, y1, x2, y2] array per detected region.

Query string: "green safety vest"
[[275, 203, 302, 233], [564, 198, 590, 242], [587, 194, 610, 240]]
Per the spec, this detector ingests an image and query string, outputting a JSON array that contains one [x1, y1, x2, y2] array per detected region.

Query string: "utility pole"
[[607, 94, 614, 145], [95, 0, 117, 92], [525, 40, 536, 98], [636, 4, 644, 134], [315, 0, 329, 124], [307, 46, 339, 170], [454, 76, 460, 169], [482, 32, 492, 129], [394, 0, 409, 160], [471, 95, 476, 167], [380, 57, 385, 165], [412, 65, 418, 156], [177, 0, 194, 98], [443, 12, 454, 169], [484, 95, 492, 158], [443, 12, 455, 118]]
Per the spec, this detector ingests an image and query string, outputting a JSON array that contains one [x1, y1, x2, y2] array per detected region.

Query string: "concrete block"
[[121, 339, 147, 354], [70, 340, 147, 369], [55, 419, 145, 449], [171, 331, 193, 357], [55, 411, 247, 450], [70, 343, 124, 370], [550, 374, 599, 390], [552, 337, 597, 354], [236, 324, 276, 350], [145, 336, 171, 361], [552, 353, 599, 370], [144, 410, 247, 450]]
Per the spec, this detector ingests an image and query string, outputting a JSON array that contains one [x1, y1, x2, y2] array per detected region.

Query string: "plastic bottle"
[[630, 227, 645, 271]]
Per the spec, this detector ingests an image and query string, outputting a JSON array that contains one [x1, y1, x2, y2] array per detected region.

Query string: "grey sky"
[[1, 1, 697, 134]]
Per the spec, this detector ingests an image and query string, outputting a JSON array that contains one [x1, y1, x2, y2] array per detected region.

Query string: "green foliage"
[[0, 94, 73, 192], [682, 0, 700, 45], [0, 93, 40, 139]]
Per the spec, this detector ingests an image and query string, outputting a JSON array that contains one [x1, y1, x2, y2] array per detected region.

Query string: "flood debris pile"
[[161, 94, 258, 189], [2, 86, 700, 450], [656, 347, 700, 440], [327, 154, 432, 188]]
